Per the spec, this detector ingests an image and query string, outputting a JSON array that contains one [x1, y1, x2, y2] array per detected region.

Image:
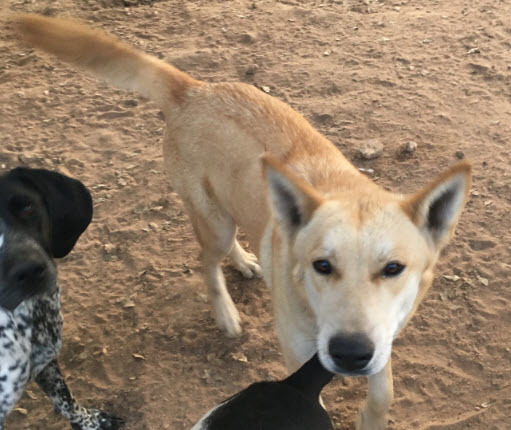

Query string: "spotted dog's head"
[[0, 168, 92, 311]]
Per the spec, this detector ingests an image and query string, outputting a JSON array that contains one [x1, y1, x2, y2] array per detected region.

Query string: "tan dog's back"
[[15, 14, 372, 248]]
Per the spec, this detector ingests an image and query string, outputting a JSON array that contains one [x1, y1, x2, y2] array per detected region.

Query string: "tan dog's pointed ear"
[[402, 161, 472, 250], [261, 153, 324, 234]]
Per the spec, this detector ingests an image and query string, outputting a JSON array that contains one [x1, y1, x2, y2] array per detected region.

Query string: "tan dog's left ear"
[[402, 161, 472, 250], [261, 153, 324, 235]]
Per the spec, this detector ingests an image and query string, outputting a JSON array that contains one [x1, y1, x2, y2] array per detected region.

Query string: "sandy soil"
[[1, 0, 510, 429]]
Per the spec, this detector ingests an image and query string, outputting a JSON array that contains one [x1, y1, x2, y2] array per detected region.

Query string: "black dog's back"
[[197, 354, 334, 430]]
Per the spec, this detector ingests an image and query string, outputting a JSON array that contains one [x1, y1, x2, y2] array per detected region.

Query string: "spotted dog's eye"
[[9, 196, 35, 219], [382, 262, 405, 278], [313, 259, 332, 275], [21, 203, 34, 216]]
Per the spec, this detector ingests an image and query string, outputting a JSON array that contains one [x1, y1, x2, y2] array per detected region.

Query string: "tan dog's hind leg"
[[356, 359, 394, 430], [187, 200, 242, 337], [229, 238, 262, 279]]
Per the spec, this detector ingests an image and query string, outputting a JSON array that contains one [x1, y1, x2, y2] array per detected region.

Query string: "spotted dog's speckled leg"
[[0, 311, 32, 430], [35, 359, 123, 430], [0, 353, 30, 430]]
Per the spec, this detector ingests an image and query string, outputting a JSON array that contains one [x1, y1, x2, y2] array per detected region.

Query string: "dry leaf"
[[26, 390, 38, 400], [232, 352, 248, 362], [133, 353, 146, 360], [443, 275, 460, 282], [477, 276, 489, 286], [123, 299, 135, 308]]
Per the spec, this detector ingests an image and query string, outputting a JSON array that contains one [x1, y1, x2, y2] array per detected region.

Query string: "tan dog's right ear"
[[261, 153, 324, 234]]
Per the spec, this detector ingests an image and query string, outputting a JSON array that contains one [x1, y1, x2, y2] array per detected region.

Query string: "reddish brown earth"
[[1, 1, 510, 429]]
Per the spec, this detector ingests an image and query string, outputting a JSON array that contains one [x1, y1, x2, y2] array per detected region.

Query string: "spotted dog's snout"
[[328, 334, 374, 374], [0, 230, 57, 311], [8, 260, 49, 289]]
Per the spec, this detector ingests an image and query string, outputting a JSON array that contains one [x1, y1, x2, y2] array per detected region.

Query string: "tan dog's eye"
[[313, 259, 332, 275], [382, 262, 405, 278]]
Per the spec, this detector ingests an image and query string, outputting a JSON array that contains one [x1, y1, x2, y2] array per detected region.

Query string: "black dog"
[[0, 167, 122, 430], [192, 353, 334, 430]]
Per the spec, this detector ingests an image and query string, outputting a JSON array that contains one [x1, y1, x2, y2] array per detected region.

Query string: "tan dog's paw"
[[235, 256, 262, 279], [230, 245, 263, 279], [212, 294, 242, 337]]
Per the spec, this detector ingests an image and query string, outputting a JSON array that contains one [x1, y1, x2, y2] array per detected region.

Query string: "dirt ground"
[[1, 0, 510, 429]]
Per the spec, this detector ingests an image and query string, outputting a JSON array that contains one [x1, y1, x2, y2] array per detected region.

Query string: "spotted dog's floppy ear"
[[8, 168, 93, 258]]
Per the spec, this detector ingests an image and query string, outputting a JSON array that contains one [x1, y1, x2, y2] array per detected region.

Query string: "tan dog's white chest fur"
[[15, 14, 472, 429]]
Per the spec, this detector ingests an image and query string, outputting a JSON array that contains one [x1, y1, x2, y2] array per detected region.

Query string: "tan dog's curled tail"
[[14, 14, 201, 110]]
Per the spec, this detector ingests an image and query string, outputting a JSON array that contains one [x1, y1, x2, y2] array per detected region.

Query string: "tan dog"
[[15, 14, 471, 429]]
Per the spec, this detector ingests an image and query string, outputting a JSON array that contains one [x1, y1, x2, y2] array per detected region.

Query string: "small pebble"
[[240, 33, 256, 44], [245, 64, 259, 75], [400, 141, 418, 154], [357, 140, 383, 160], [104, 243, 116, 254]]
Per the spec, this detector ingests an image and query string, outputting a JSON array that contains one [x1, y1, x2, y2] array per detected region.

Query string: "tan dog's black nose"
[[328, 334, 374, 372]]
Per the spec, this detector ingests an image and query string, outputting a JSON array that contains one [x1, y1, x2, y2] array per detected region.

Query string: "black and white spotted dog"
[[0, 167, 122, 429], [192, 353, 334, 430]]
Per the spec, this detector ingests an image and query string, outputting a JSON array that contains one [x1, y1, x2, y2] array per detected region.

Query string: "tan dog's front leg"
[[356, 359, 393, 430]]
